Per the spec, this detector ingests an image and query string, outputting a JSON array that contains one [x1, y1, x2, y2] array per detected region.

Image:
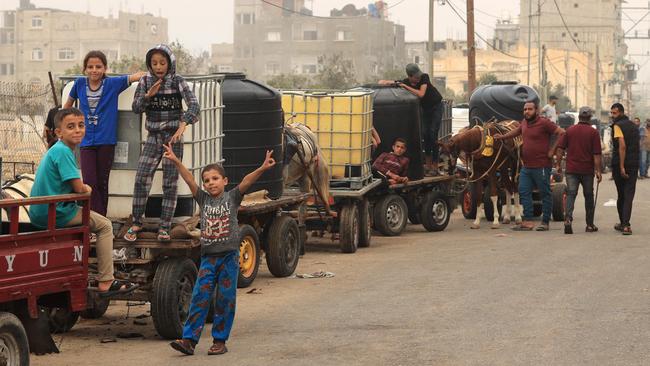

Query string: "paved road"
[[34, 174, 650, 366]]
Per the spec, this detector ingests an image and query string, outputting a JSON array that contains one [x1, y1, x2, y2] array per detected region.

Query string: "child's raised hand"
[[145, 79, 162, 98], [162, 143, 179, 162], [261, 150, 276, 170]]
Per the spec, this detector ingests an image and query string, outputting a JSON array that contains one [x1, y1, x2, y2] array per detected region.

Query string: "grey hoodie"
[[132, 44, 200, 132]]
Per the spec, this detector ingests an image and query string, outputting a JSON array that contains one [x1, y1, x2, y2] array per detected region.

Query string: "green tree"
[[377, 67, 405, 83], [63, 64, 83, 75], [266, 73, 312, 89], [314, 54, 357, 89], [110, 55, 146, 74], [169, 40, 195, 75], [478, 72, 498, 86]]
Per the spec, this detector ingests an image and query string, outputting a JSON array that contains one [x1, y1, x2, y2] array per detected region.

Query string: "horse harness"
[[465, 121, 522, 184]]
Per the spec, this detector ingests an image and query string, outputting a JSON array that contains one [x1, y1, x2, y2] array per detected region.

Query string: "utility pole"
[[565, 50, 570, 97], [595, 46, 602, 120], [527, 0, 533, 85], [574, 69, 578, 109], [428, 0, 434, 75], [537, 0, 542, 88], [541, 45, 547, 102], [467, 0, 476, 94]]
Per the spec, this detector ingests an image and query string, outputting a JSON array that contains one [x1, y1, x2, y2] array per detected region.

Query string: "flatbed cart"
[[84, 193, 310, 340]]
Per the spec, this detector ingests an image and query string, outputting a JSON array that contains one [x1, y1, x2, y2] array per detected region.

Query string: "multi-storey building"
[[0, 0, 167, 83], [232, 0, 405, 83]]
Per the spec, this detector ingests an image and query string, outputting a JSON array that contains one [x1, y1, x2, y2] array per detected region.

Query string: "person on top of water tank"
[[541, 95, 559, 124], [379, 63, 443, 176]]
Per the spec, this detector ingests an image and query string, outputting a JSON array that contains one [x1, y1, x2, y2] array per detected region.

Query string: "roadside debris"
[[603, 199, 617, 207], [116, 332, 144, 339], [294, 271, 335, 279], [133, 319, 148, 326], [246, 288, 263, 294], [100, 337, 117, 343]]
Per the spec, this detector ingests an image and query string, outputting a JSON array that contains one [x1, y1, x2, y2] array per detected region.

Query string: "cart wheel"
[[0, 312, 29, 366], [358, 199, 372, 248], [151, 257, 197, 339], [461, 187, 477, 219], [48, 307, 79, 334], [339, 203, 359, 253], [373, 194, 408, 236], [420, 191, 451, 232], [238, 224, 260, 288], [266, 216, 300, 277], [552, 183, 567, 222], [80, 296, 110, 319]]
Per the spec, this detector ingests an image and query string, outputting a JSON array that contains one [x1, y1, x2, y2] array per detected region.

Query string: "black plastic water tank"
[[469, 83, 539, 125], [221, 73, 284, 198], [366, 85, 424, 180], [557, 113, 575, 129]]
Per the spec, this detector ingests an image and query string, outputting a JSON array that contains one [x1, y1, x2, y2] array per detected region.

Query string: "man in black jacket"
[[610, 103, 640, 235]]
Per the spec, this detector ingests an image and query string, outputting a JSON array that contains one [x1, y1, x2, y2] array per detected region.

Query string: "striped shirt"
[[86, 79, 104, 119]]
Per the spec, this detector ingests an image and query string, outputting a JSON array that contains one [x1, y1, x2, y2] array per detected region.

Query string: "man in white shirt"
[[541, 95, 559, 123]]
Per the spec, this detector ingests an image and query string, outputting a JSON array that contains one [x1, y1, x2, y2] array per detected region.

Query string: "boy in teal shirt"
[[29, 108, 136, 297]]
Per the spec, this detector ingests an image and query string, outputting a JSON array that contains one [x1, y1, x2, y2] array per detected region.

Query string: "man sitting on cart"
[[372, 138, 410, 185]]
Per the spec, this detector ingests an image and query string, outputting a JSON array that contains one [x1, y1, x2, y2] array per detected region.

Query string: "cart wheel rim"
[[353, 210, 359, 245], [0, 333, 19, 365], [432, 199, 448, 225], [386, 202, 404, 229], [364, 207, 371, 239], [239, 235, 257, 278], [177, 272, 195, 322], [284, 228, 298, 265], [463, 190, 472, 214]]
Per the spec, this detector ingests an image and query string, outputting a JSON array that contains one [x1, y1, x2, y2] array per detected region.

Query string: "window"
[[303, 30, 318, 40], [302, 64, 317, 74], [266, 31, 281, 42], [237, 13, 255, 25], [57, 48, 74, 60], [414, 55, 420, 64], [31, 48, 43, 61], [266, 62, 280, 75], [0, 63, 14, 75], [31, 16, 42, 28], [0, 29, 14, 44], [336, 30, 352, 41], [129, 20, 136, 32]]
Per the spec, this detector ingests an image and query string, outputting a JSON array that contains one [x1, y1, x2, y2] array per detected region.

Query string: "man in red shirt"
[[555, 106, 602, 234], [495, 100, 565, 231], [372, 138, 410, 185]]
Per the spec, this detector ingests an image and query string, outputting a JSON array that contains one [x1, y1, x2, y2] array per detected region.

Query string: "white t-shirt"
[[542, 104, 558, 123]]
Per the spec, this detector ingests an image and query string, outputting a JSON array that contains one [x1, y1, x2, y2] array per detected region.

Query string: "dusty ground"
[[34, 173, 650, 366]]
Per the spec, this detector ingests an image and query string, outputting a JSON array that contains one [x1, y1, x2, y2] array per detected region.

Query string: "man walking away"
[[555, 107, 602, 234], [639, 118, 650, 178], [610, 103, 640, 235], [542, 95, 559, 124]]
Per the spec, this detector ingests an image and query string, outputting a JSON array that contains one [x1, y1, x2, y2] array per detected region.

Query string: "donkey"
[[439, 121, 523, 229]]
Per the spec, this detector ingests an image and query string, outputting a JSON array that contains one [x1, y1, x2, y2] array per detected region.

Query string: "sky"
[[0, 0, 648, 78]]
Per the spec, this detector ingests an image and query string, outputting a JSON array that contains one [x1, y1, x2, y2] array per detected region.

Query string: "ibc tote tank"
[[221, 73, 284, 198], [61, 75, 224, 219], [366, 85, 424, 180], [469, 83, 539, 126]]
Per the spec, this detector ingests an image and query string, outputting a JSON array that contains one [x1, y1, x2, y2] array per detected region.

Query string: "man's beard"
[[525, 114, 537, 122]]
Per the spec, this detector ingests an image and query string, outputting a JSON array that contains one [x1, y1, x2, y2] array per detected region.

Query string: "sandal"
[[614, 223, 624, 232], [512, 224, 534, 231], [208, 341, 228, 356], [170, 339, 196, 356], [622, 226, 632, 235], [98, 280, 139, 298], [123, 226, 141, 242], [158, 229, 171, 242], [585, 225, 598, 232], [535, 223, 550, 231]]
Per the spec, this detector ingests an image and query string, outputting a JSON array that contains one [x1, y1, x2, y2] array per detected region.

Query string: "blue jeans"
[[182, 251, 239, 343], [565, 173, 595, 226], [640, 150, 650, 177], [519, 167, 552, 223]]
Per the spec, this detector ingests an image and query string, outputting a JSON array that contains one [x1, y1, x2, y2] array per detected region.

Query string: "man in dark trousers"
[[555, 106, 602, 234], [494, 100, 565, 231], [610, 103, 640, 235]]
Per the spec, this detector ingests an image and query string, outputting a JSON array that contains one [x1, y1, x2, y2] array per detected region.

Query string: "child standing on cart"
[[164, 143, 276, 356], [124, 44, 200, 242], [372, 137, 410, 185]]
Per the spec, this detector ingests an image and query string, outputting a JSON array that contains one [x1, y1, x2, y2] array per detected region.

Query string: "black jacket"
[[611, 115, 640, 170]]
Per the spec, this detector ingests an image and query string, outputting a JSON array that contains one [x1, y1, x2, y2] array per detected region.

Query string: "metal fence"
[[0, 81, 51, 183]]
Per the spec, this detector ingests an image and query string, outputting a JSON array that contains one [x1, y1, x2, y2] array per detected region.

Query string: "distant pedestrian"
[[494, 100, 565, 231], [541, 95, 559, 123], [639, 118, 650, 178], [63, 50, 145, 216], [555, 106, 602, 234], [166, 146, 276, 356], [610, 103, 640, 235]]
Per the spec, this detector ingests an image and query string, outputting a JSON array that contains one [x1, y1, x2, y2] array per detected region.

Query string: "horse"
[[439, 121, 523, 229], [283, 122, 331, 215]]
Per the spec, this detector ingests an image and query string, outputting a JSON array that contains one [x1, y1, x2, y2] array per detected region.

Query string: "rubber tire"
[[151, 257, 198, 340], [237, 224, 260, 289], [461, 187, 477, 220], [339, 203, 359, 253], [373, 194, 408, 236], [420, 191, 451, 232], [357, 199, 372, 248], [48, 308, 80, 334], [80, 297, 110, 319], [266, 216, 300, 277], [0, 312, 30, 366], [552, 183, 567, 222]]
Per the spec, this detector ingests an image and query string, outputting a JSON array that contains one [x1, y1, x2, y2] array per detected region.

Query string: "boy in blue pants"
[[164, 143, 275, 356]]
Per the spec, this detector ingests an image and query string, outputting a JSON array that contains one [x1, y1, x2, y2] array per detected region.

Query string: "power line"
[[551, 0, 583, 51]]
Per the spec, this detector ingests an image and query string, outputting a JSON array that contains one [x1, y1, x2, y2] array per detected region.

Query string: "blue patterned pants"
[[182, 251, 239, 343], [131, 131, 183, 230]]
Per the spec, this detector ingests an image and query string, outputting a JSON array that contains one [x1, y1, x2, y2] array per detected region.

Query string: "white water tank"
[[62, 75, 224, 219]]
